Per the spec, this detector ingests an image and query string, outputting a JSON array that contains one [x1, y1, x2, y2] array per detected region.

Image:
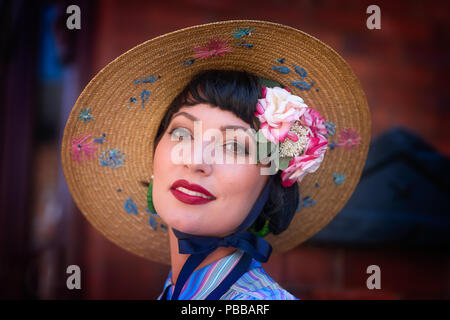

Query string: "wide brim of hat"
[[61, 20, 371, 265]]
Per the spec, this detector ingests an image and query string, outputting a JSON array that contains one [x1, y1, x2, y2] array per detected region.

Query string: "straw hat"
[[61, 20, 371, 265]]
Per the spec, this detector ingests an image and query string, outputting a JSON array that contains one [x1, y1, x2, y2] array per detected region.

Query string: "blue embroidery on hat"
[[140, 89, 150, 109], [288, 64, 316, 91], [182, 59, 196, 67], [232, 27, 255, 39], [302, 195, 316, 207], [236, 40, 253, 49], [78, 107, 93, 122], [291, 80, 315, 91], [94, 133, 106, 144], [134, 75, 161, 84], [315, 183, 319, 188], [333, 172, 346, 185], [124, 198, 138, 215], [160, 224, 168, 231], [324, 121, 336, 138], [146, 207, 157, 216], [126, 97, 137, 109], [99, 149, 126, 169], [272, 66, 290, 74], [297, 194, 317, 211], [293, 64, 307, 79], [328, 141, 338, 150], [149, 218, 158, 231], [117, 188, 122, 192], [274, 58, 285, 64], [145, 208, 158, 231]]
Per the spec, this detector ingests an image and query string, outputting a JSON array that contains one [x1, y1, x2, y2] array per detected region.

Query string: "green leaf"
[[255, 129, 268, 143], [257, 140, 275, 163], [279, 157, 293, 170]]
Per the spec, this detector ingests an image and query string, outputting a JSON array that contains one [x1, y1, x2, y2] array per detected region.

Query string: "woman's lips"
[[170, 179, 216, 205], [170, 189, 215, 205]]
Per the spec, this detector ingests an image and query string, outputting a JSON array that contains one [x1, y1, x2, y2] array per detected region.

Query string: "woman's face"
[[152, 103, 269, 237]]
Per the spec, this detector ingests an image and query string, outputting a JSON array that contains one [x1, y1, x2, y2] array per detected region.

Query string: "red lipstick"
[[170, 179, 216, 205]]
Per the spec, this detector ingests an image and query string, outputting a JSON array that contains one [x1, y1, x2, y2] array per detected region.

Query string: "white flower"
[[255, 87, 309, 143]]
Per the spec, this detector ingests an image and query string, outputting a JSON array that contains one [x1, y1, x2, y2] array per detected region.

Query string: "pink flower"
[[193, 37, 232, 59], [254, 86, 330, 186], [281, 153, 325, 187], [261, 86, 267, 98], [337, 128, 361, 151], [280, 127, 329, 187], [254, 87, 308, 143], [71, 134, 98, 163], [299, 107, 328, 137]]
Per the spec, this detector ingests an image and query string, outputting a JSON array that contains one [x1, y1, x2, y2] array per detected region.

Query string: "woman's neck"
[[168, 228, 237, 285]]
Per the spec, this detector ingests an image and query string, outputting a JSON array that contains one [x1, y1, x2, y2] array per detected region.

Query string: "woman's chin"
[[168, 220, 225, 237], [162, 215, 202, 234], [158, 208, 234, 237]]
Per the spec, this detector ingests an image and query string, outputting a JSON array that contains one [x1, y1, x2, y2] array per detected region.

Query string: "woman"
[[151, 70, 300, 299], [61, 20, 371, 300]]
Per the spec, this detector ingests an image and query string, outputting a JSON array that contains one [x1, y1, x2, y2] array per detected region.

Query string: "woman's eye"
[[225, 142, 247, 155], [168, 127, 191, 141]]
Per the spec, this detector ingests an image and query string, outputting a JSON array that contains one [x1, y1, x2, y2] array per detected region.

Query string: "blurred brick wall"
[[78, 0, 450, 299], [265, 245, 450, 299]]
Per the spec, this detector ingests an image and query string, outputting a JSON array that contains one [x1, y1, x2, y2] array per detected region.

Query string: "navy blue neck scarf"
[[169, 176, 274, 300]]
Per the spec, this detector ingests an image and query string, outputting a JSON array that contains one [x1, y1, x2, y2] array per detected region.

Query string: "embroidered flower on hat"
[[333, 172, 346, 185], [99, 148, 126, 169], [337, 128, 361, 151], [232, 27, 255, 39], [193, 37, 232, 59], [78, 107, 93, 122], [71, 134, 99, 163], [255, 86, 329, 187]]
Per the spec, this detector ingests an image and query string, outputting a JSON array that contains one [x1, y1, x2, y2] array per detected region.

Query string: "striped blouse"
[[157, 249, 298, 300]]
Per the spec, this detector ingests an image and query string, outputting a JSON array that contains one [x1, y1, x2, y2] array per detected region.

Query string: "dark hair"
[[149, 69, 299, 236]]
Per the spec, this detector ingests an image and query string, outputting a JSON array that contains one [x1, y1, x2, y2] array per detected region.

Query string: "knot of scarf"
[[176, 231, 272, 263]]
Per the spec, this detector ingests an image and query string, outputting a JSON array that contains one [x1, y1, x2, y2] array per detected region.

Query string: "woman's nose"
[[185, 140, 214, 175]]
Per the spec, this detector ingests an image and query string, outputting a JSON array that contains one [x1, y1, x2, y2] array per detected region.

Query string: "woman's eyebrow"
[[172, 111, 198, 122], [172, 111, 255, 139]]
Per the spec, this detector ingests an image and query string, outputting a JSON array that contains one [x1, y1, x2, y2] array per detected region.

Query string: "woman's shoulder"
[[220, 261, 299, 300]]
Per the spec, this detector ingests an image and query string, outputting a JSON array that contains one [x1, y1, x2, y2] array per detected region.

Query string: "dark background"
[[1, 0, 449, 299]]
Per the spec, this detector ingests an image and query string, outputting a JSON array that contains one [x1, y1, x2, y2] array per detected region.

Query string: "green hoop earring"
[[147, 177, 157, 215]]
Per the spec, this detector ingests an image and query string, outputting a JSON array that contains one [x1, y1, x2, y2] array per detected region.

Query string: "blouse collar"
[[158, 249, 255, 300]]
